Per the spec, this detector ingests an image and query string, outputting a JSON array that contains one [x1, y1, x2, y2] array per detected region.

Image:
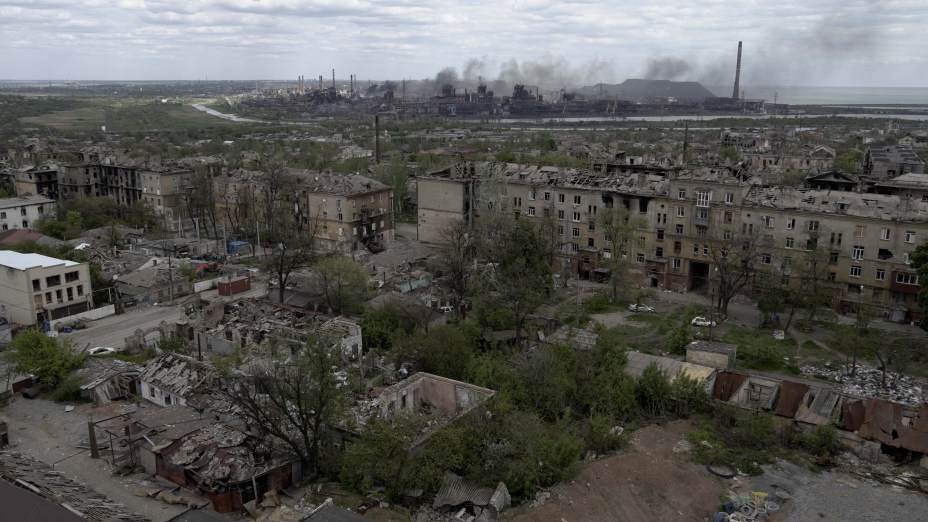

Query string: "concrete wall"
[[194, 330, 236, 356], [417, 177, 468, 244], [379, 373, 494, 417], [686, 349, 732, 369], [49, 304, 115, 330], [193, 278, 220, 293]]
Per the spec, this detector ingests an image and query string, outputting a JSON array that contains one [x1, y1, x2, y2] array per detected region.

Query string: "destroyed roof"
[[139, 353, 216, 399], [284, 168, 389, 196], [74, 357, 143, 390], [0, 451, 150, 522], [116, 266, 189, 289], [743, 186, 928, 222], [0, 229, 64, 248], [432, 472, 510, 512], [0, 480, 85, 522], [164, 423, 293, 484]]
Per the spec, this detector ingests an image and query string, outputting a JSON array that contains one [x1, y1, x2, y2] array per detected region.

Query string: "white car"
[[87, 346, 117, 356], [628, 303, 655, 313], [438, 305, 455, 314], [691, 317, 717, 327]]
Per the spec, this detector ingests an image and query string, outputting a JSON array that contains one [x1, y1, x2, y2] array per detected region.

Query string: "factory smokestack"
[[732, 41, 742, 101]]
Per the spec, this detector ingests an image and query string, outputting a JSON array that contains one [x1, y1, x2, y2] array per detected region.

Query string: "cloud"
[[0, 0, 925, 86]]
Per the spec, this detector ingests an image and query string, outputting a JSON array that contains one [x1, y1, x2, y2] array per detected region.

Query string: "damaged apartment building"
[[419, 160, 928, 323], [213, 167, 394, 254]]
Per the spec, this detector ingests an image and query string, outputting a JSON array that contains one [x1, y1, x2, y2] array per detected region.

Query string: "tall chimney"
[[374, 114, 381, 164], [332, 69, 335, 90], [732, 41, 742, 100]]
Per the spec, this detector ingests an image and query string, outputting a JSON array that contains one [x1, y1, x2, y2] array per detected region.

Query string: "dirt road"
[[2, 397, 186, 521], [507, 420, 726, 522]]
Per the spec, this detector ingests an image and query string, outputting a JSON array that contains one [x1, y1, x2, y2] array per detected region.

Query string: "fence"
[[48, 304, 116, 330]]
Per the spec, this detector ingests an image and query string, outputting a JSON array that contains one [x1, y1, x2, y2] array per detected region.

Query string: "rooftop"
[[0, 195, 54, 210], [0, 251, 79, 271]]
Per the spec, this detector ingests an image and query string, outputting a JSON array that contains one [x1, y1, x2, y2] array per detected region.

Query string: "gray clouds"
[[0, 0, 925, 87]]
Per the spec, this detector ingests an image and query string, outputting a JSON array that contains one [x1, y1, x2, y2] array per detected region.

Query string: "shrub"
[[50, 376, 89, 403], [804, 424, 839, 456], [636, 364, 671, 416], [733, 412, 777, 449]]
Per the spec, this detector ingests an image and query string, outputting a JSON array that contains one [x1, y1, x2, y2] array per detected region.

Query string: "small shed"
[[686, 340, 737, 368]]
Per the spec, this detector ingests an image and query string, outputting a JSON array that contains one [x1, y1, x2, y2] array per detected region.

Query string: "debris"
[[64, 405, 74, 412], [672, 439, 692, 453]]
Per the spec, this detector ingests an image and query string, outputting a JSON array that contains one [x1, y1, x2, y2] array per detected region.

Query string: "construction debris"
[[800, 363, 927, 406]]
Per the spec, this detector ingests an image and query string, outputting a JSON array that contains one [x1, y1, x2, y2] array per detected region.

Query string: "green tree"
[[910, 241, 928, 330], [493, 220, 553, 347], [719, 146, 741, 164], [315, 255, 372, 315], [835, 150, 863, 173], [1, 328, 85, 387], [392, 324, 474, 381], [359, 305, 413, 352], [636, 363, 672, 416]]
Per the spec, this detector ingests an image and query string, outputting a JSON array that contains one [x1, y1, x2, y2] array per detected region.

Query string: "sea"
[[705, 85, 928, 106]]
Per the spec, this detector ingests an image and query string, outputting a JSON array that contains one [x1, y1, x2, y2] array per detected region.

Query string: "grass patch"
[[625, 311, 680, 335], [582, 291, 624, 314], [722, 326, 799, 374], [21, 101, 248, 132]]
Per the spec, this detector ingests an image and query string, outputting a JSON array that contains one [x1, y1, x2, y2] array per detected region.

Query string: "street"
[[66, 280, 268, 351]]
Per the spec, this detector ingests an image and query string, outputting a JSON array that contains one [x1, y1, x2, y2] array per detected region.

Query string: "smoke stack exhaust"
[[732, 41, 742, 100]]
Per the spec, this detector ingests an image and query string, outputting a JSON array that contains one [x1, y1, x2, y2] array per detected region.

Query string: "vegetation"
[[1, 328, 85, 387]]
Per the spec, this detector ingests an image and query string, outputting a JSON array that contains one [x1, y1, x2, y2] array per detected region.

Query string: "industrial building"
[[0, 251, 92, 325]]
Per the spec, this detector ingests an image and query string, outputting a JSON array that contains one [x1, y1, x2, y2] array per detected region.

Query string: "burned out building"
[[418, 160, 928, 323]]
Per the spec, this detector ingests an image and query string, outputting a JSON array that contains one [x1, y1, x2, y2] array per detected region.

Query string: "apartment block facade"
[[418, 161, 926, 323], [0, 195, 54, 232], [214, 168, 394, 253], [0, 251, 92, 325]]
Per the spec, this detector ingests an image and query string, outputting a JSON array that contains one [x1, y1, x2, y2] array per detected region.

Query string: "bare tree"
[[706, 220, 771, 315], [217, 332, 349, 478], [258, 168, 321, 304], [183, 165, 219, 238], [436, 218, 477, 298], [597, 204, 647, 301]]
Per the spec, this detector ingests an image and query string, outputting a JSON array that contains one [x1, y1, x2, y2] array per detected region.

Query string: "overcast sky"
[[1, 0, 926, 88]]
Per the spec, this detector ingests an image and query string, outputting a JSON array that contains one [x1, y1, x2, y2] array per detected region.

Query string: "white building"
[[0, 195, 54, 231], [138, 353, 215, 407], [0, 251, 92, 325]]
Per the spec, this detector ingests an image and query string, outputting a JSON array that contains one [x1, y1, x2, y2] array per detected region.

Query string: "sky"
[[1, 0, 927, 88]]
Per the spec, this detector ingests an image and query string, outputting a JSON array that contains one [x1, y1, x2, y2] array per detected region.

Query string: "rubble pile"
[[800, 363, 927, 405]]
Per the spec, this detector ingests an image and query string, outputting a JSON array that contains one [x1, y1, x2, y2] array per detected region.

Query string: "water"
[[706, 85, 928, 106]]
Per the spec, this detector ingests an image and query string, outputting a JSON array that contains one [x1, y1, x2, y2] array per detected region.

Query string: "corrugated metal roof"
[[776, 381, 810, 418]]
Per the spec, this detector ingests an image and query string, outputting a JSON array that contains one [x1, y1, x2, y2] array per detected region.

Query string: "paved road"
[[66, 281, 269, 351]]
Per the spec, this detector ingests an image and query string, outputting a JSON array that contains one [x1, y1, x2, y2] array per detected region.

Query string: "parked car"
[[438, 305, 455, 314], [628, 303, 655, 313], [87, 346, 117, 356], [691, 316, 717, 327]]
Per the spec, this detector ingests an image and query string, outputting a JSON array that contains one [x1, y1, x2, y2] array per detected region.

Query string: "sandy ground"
[[2, 397, 187, 521], [506, 420, 727, 522]]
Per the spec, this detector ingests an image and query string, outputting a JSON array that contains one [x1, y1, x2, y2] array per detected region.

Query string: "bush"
[[585, 413, 627, 454], [804, 424, 839, 456], [733, 412, 777, 449], [50, 376, 89, 403], [636, 364, 671, 416]]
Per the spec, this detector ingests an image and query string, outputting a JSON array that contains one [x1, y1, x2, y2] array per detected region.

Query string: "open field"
[[20, 102, 249, 132]]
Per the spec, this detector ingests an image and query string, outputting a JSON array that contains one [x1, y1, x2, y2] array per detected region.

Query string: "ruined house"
[[139, 353, 217, 407], [72, 357, 143, 404], [157, 423, 298, 513]]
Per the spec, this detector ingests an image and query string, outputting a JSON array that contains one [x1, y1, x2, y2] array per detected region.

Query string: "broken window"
[[878, 249, 892, 261]]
